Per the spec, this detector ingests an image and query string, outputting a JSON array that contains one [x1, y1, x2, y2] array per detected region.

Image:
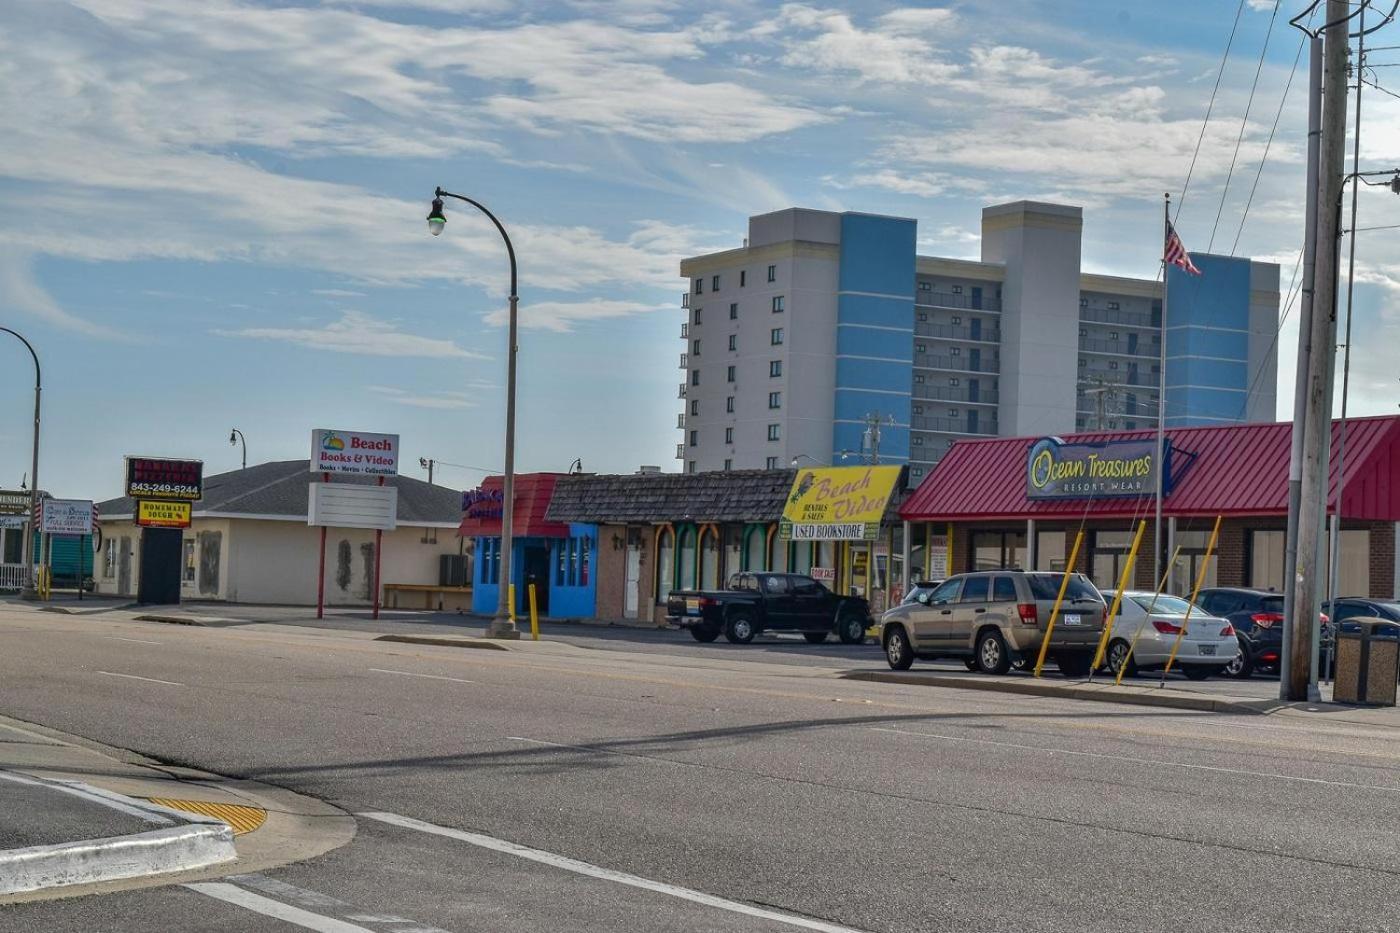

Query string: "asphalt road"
[[3, 606, 1400, 932]]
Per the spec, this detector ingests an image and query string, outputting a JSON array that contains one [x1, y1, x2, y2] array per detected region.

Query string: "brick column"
[[1369, 522, 1396, 599]]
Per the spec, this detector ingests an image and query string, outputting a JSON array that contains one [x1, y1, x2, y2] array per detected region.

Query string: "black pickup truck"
[[667, 572, 872, 645]]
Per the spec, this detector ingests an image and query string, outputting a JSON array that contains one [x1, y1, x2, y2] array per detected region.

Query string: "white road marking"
[[96, 670, 183, 686], [0, 771, 173, 824], [368, 668, 475, 685], [227, 874, 453, 933], [186, 883, 376, 932], [360, 811, 871, 933], [871, 727, 1400, 792], [100, 635, 164, 645]]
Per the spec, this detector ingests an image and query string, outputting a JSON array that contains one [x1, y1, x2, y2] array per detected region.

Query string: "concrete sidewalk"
[[0, 717, 354, 903]]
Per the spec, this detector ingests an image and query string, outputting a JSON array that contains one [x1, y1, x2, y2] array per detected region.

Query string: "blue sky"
[[2, 0, 1398, 500]]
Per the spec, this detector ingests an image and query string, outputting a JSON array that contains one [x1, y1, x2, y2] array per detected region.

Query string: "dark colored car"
[[1325, 597, 1400, 627], [666, 572, 871, 645], [1196, 587, 1331, 678]]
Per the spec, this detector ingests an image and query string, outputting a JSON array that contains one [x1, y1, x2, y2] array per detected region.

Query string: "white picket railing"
[[0, 564, 29, 590]]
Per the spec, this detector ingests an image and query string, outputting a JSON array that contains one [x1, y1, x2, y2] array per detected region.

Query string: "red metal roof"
[[900, 415, 1400, 522], [457, 473, 571, 538]]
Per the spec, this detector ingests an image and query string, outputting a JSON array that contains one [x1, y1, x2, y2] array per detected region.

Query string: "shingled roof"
[[546, 467, 909, 525], [97, 460, 462, 526]]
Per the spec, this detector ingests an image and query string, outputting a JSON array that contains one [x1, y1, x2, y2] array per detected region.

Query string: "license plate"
[[1198, 644, 1216, 656], [685, 599, 700, 615], [1062, 614, 1081, 626]]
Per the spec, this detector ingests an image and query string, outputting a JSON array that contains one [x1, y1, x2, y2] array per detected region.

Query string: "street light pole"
[[428, 186, 520, 638], [0, 328, 41, 600], [229, 428, 247, 470]]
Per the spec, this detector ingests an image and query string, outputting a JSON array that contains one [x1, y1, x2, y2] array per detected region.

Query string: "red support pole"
[[316, 472, 330, 619], [372, 475, 385, 620]]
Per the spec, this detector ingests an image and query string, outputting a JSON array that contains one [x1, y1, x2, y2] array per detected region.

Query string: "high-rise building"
[[676, 202, 1278, 484]]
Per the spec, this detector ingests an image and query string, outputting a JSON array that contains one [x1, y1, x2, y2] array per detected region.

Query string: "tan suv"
[[880, 571, 1107, 677]]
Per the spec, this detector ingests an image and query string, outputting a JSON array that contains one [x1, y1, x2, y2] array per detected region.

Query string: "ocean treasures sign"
[[1026, 437, 1163, 499], [780, 466, 901, 541]]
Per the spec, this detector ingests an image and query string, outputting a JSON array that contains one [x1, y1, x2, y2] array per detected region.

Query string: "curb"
[[132, 614, 247, 627], [0, 823, 236, 897], [841, 670, 1286, 715], [375, 634, 510, 651]]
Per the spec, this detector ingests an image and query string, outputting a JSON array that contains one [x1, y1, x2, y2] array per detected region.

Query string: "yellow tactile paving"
[[146, 797, 267, 835]]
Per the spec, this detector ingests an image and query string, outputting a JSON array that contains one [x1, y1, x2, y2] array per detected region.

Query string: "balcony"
[[678, 383, 688, 398], [1079, 337, 1156, 358], [912, 415, 999, 436], [917, 290, 1002, 313], [681, 292, 690, 309], [676, 444, 684, 460], [676, 412, 686, 429], [913, 384, 999, 405], [680, 322, 689, 338], [1080, 306, 1157, 328], [679, 352, 689, 368], [915, 322, 1001, 342], [917, 355, 1000, 375]]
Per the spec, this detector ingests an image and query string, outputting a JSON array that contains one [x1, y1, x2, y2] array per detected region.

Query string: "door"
[[968, 348, 981, 372], [524, 545, 551, 616], [789, 576, 831, 630], [970, 287, 983, 310], [624, 545, 641, 619], [949, 574, 990, 648], [760, 574, 794, 628], [117, 537, 132, 596], [137, 527, 182, 605], [911, 577, 962, 648], [970, 317, 982, 341]]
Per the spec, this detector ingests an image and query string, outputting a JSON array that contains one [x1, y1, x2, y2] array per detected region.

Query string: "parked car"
[[899, 579, 945, 605], [666, 572, 872, 645], [1324, 597, 1400, 626], [880, 571, 1107, 677], [1195, 587, 1331, 679], [1098, 591, 1236, 680]]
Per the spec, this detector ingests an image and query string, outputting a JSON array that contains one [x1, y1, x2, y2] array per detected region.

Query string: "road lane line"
[[186, 883, 378, 932], [360, 811, 871, 933], [871, 727, 1400, 792], [100, 635, 164, 645], [223, 875, 453, 933], [96, 670, 183, 686], [0, 771, 173, 824], [368, 668, 475, 685]]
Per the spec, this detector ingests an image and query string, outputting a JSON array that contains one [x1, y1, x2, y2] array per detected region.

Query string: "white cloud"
[[0, 249, 122, 339], [774, 4, 959, 84], [216, 311, 486, 358], [491, 298, 669, 333], [367, 385, 477, 409], [1247, 0, 1277, 11]]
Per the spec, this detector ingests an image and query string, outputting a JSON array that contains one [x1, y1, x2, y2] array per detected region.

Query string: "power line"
[[1210, 0, 1282, 252], [1232, 31, 1309, 254], [1177, 0, 1249, 223], [1348, 222, 1400, 232], [1360, 75, 1400, 98]]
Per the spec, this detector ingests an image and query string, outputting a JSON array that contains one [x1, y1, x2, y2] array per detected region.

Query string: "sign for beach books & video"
[[779, 466, 901, 541], [311, 429, 399, 476]]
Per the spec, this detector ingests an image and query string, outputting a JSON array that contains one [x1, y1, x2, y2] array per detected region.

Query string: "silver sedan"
[[1099, 591, 1238, 680]]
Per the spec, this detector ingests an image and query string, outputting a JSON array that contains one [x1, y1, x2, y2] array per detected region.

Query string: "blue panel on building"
[[838, 214, 917, 296], [1165, 386, 1249, 426], [835, 295, 913, 330], [835, 324, 913, 361], [1164, 252, 1254, 428], [835, 358, 911, 394], [1164, 357, 1248, 389], [1165, 327, 1249, 360], [835, 390, 907, 423]]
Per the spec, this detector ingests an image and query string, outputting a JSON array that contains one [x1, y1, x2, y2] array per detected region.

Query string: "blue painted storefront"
[[471, 523, 598, 619]]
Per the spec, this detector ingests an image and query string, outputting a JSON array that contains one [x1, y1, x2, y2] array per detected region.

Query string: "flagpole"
[[1155, 193, 1169, 586]]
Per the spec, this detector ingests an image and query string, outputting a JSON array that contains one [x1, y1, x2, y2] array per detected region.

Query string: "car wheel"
[[1055, 653, 1091, 678], [963, 658, 979, 672], [975, 630, 1011, 675], [837, 614, 867, 645], [724, 614, 756, 645], [803, 632, 829, 644], [1223, 639, 1254, 679], [1105, 639, 1137, 679], [1179, 664, 1214, 681], [689, 624, 720, 643], [884, 625, 915, 671]]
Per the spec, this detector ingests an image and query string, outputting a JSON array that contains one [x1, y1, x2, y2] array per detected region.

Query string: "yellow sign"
[[780, 466, 900, 541], [137, 500, 192, 528]]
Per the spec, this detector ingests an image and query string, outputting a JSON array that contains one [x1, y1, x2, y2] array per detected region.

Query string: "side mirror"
[[916, 592, 931, 605]]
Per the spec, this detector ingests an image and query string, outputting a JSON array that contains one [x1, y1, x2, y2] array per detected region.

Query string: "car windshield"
[[1025, 573, 1099, 602], [1130, 594, 1198, 616], [1259, 595, 1284, 613]]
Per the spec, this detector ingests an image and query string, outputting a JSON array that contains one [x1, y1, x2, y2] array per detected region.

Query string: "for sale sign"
[[310, 429, 400, 476]]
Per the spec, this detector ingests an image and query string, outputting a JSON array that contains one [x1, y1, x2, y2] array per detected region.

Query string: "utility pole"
[[419, 457, 435, 485], [1285, 0, 1349, 702]]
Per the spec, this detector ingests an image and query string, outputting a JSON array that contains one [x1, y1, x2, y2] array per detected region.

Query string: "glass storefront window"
[[1036, 531, 1066, 572], [971, 531, 1026, 571], [1172, 529, 1219, 595], [656, 528, 674, 600]]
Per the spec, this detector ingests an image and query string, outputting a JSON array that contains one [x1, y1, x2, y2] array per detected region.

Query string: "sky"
[[2, 0, 1398, 500]]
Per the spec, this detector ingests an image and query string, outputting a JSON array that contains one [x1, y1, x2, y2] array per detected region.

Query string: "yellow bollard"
[[1161, 515, 1222, 680], [1117, 545, 1183, 686], [1034, 530, 1084, 678], [1092, 520, 1148, 673], [528, 583, 540, 641], [507, 583, 516, 624]]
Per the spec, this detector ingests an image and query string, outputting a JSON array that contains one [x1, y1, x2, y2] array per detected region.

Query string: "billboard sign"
[[137, 500, 192, 528], [311, 429, 399, 476], [308, 483, 398, 530], [41, 499, 95, 535], [126, 457, 203, 501], [1026, 437, 1163, 499], [779, 465, 901, 541], [0, 490, 29, 516]]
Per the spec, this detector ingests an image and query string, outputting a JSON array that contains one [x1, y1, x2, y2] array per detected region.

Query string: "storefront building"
[[899, 416, 1400, 599]]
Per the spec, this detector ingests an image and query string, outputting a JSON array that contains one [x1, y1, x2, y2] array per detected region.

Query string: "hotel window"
[[688, 461, 697, 474], [728, 334, 737, 352], [769, 360, 782, 377], [768, 391, 781, 409], [726, 396, 735, 412], [915, 374, 925, 384], [692, 339, 700, 356], [1080, 297, 1089, 307], [951, 316, 961, 325], [913, 436, 924, 446], [766, 456, 780, 469], [727, 365, 736, 382], [948, 409, 959, 417], [1109, 361, 1119, 370], [712, 274, 720, 291], [952, 285, 963, 294], [949, 377, 960, 386], [1108, 301, 1120, 310], [916, 343, 926, 353], [690, 369, 700, 386], [1079, 359, 1087, 367], [694, 278, 703, 295], [913, 405, 923, 415], [1079, 328, 1087, 337], [767, 264, 776, 282], [918, 312, 928, 322], [693, 307, 702, 325], [1109, 331, 1118, 340], [723, 459, 732, 471], [919, 281, 931, 291], [767, 424, 780, 441], [951, 346, 961, 356], [725, 427, 734, 443], [772, 295, 784, 313], [740, 270, 747, 287], [689, 399, 699, 416], [770, 327, 784, 345], [688, 430, 697, 447], [729, 302, 738, 320]]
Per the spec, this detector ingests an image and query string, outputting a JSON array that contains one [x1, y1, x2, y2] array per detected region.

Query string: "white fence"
[[0, 564, 29, 590]]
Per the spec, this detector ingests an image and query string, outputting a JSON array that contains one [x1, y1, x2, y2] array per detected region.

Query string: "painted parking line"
[[227, 874, 452, 933], [96, 635, 165, 645], [96, 670, 183, 686], [188, 879, 451, 933], [871, 726, 1400, 792], [360, 811, 871, 933], [367, 668, 475, 685], [187, 883, 375, 932]]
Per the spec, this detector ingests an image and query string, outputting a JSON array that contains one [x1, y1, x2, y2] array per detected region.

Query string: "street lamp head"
[[419, 457, 429, 469], [1391, 174, 1400, 196], [427, 196, 446, 236], [228, 429, 236, 446]]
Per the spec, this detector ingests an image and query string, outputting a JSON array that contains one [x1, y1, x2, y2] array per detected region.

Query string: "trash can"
[[1332, 619, 1400, 706]]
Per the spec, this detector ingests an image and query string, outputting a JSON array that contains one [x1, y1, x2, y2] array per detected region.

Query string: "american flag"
[[1164, 221, 1202, 276]]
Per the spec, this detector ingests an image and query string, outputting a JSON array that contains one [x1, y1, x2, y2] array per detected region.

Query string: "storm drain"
[[146, 798, 267, 835]]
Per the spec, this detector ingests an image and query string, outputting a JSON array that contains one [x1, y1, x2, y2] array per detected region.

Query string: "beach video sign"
[[310, 429, 400, 476]]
